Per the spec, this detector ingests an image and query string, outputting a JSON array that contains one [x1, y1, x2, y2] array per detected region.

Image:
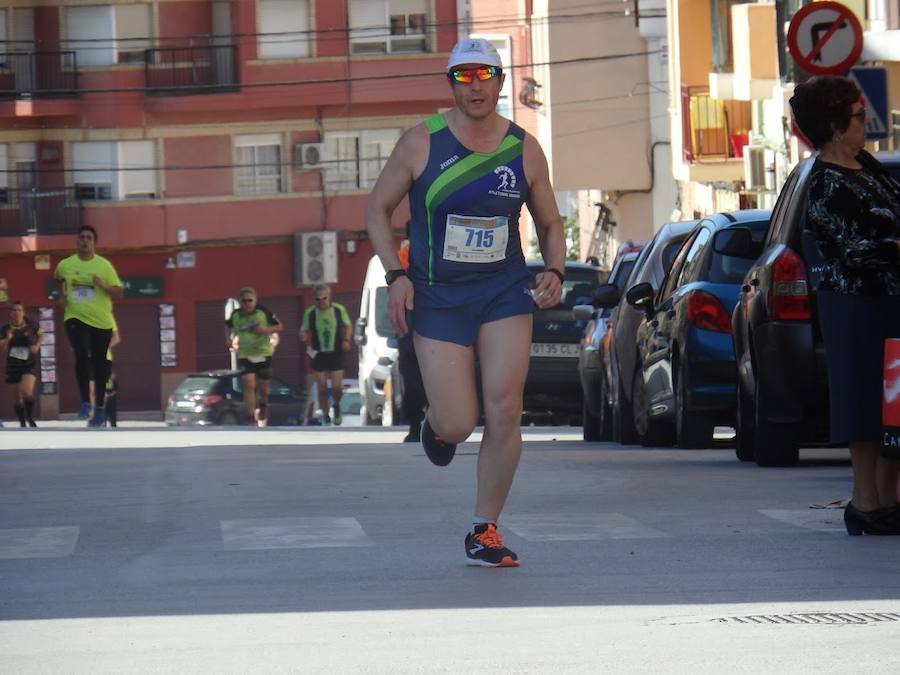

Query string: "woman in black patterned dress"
[[790, 76, 900, 535]]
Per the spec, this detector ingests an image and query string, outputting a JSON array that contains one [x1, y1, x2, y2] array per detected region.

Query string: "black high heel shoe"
[[843, 502, 900, 536]]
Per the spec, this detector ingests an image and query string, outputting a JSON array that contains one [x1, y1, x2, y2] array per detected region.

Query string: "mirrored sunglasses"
[[448, 65, 501, 84]]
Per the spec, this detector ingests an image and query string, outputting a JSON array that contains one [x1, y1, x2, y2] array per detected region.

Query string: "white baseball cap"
[[447, 38, 503, 71]]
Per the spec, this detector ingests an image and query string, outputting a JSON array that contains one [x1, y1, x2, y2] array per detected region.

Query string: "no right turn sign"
[[787, 1, 863, 75]]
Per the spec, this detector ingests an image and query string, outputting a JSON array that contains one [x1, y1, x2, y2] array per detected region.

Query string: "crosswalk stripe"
[[502, 514, 666, 541], [0, 526, 80, 560], [220, 516, 373, 551], [758, 509, 845, 533]]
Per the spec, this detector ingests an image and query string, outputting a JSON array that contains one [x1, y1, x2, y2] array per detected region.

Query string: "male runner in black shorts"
[[299, 284, 352, 425]]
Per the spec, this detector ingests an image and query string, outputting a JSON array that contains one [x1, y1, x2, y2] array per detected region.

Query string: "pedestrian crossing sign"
[[849, 66, 889, 141]]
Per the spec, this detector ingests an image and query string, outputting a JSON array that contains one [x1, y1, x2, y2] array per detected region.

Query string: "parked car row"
[[577, 151, 900, 467]]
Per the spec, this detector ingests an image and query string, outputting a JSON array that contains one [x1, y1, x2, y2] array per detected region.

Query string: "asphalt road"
[[2, 427, 900, 673]]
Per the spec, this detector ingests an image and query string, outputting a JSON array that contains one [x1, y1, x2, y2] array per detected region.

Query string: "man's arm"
[[523, 133, 566, 308], [364, 124, 427, 334]]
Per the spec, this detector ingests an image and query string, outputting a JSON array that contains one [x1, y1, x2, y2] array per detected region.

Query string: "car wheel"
[[754, 376, 800, 467], [218, 410, 239, 426], [734, 382, 756, 462], [632, 370, 672, 447], [612, 371, 638, 445], [675, 363, 713, 449], [583, 397, 602, 441]]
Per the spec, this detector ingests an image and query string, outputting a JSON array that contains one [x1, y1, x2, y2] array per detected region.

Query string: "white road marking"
[[0, 526, 80, 560], [759, 509, 845, 533], [220, 516, 373, 551], [503, 513, 666, 541]]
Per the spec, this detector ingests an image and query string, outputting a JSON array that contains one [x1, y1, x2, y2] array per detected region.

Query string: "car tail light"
[[201, 394, 223, 406], [770, 248, 811, 321], [583, 320, 596, 348], [686, 290, 732, 333]]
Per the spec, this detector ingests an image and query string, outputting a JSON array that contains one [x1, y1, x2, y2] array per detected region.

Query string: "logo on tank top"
[[489, 165, 521, 199], [440, 154, 460, 170]]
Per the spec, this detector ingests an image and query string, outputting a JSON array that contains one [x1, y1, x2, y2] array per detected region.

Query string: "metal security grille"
[[715, 612, 900, 626]]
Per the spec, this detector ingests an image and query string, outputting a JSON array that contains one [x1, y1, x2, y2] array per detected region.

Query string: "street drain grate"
[[715, 612, 900, 626]]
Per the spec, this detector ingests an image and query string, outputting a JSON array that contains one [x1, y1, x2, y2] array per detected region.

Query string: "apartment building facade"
[[0, 0, 459, 417], [667, 0, 900, 220]]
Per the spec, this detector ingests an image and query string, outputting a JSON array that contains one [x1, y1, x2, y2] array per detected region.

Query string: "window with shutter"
[[258, 0, 310, 59], [66, 6, 116, 67], [73, 141, 116, 200], [119, 141, 157, 199], [115, 4, 152, 64]]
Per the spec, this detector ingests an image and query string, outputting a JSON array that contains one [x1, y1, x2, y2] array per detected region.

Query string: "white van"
[[353, 255, 398, 424]]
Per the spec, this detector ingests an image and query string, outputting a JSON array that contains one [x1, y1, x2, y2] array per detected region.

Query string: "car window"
[[173, 377, 217, 396], [661, 238, 686, 274], [677, 226, 712, 286], [659, 231, 697, 301], [269, 379, 294, 397], [767, 170, 800, 245], [374, 286, 395, 338], [529, 266, 601, 307], [708, 221, 769, 283], [628, 237, 656, 286], [231, 377, 242, 393], [610, 259, 637, 289]]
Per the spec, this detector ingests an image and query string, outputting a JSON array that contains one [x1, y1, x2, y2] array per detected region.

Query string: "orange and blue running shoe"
[[422, 418, 456, 466], [465, 523, 519, 567]]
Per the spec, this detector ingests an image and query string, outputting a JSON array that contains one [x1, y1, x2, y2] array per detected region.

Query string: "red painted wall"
[[158, 1, 213, 46], [164, 136, 233, 198]]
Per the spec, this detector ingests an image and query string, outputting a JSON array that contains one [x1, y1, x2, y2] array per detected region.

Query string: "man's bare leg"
[[474, 314, 532, 521], [313, 371, 329, 422], [330, 369, 344, 420], [413, 333, 479, 443]]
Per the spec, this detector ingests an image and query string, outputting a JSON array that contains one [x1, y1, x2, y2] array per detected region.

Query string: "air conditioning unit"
[[743, 146, 766, 190], [294, 142, 326, 170], [294, 231, 338, 287]]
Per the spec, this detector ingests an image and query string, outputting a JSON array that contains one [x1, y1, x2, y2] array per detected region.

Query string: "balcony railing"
[[144, 45, 239, 95], [681, 85, 752, 162], [0, 188, 82, 236], [0, 51, 80, 99]]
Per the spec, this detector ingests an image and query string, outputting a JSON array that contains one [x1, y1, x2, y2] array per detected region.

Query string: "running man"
[[225, 288, 282, 426], [365, 38, 566, 567], [298, 284, 352, 425], [55, 225, 123, 427], [0, 301, 43, 427]]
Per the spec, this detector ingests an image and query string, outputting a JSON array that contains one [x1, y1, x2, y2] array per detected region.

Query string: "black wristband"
[[385, 268, 408, 286], [545, 268, 565, 284]]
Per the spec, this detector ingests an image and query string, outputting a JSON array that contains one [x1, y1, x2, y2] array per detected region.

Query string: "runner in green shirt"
[[225, 287, 282, 426], [299, 283, 352, 425], [54, 225, 123, 427]]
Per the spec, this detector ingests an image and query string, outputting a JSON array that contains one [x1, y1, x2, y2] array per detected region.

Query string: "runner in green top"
[[225, 287, 282, 426], [299, 283, 352, 425], [54, 225, 123, 427]]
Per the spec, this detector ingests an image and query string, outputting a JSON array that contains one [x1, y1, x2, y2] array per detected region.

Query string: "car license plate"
[[530, 342, 580, 358]]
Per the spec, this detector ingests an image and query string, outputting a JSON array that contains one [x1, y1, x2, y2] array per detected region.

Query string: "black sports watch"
[[545, 268, 565, 284], [385, 268, 408, 286]]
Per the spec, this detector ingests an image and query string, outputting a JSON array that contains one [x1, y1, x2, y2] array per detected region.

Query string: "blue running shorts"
[[412, 277, 534, 347]]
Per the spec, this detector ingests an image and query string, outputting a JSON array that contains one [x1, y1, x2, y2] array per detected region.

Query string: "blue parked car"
[[625, 210, 770, 448]]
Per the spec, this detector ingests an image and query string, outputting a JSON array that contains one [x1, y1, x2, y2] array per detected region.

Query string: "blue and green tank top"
[[408, 113, 530, 307]]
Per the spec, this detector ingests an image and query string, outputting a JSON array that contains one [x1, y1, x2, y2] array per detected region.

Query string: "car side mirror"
[[713, 227, 761, 259], [572, 304, 595, 321], [353, 317, 367, 346], [592, 283, 621, 309], [625, 282, 655, 315]]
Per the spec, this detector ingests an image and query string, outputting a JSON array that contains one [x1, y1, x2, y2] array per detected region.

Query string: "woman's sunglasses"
[[448, 65, 502, 84]]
